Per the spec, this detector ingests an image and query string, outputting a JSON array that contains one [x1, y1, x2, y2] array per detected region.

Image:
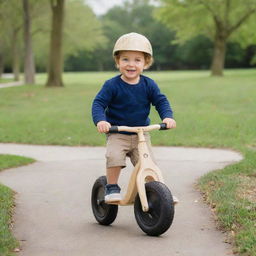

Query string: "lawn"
[[0, 155, 35, 256], [0, 69, 255, 255], [0, 78, 13, 83]]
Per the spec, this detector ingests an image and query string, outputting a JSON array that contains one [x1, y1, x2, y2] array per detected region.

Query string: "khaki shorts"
[[105, 133, 154, 168]]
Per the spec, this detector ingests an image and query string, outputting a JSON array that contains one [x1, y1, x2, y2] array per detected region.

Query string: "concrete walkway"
[[0, 81, 23, 88], [0, 143, 242, 256], [0, 74, 23, 88]]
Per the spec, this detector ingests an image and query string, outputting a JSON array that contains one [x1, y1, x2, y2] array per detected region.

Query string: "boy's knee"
[[106, 151, 126, 169]]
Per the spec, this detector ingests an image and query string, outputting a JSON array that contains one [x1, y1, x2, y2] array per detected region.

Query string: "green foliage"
[[64, 0, 107, 56], [0, 0, 106, 71], [65, 0, 256, 71], [1, 0, 255, 72], [33, 0, 106, 71], [155, 0, 214, 43], [231, 13, 256, 47], [67, 0, 179, 71], [0, 0, 23, 67], [32, 1, 51, 70], [156, 0, 256, 46], [175, 35, 212, 69]]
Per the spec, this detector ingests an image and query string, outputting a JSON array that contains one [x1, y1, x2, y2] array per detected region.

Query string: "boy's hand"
[[97, 121, 111, 133], [162, 118, 176, 129]]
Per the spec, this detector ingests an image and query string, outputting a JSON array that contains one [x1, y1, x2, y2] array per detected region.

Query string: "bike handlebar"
[[108, 123, 168, 133]]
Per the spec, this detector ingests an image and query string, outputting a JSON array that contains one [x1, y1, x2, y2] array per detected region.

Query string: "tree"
[[23, 0, 35, 84], [32, 0, 105, 72], [46, 0, 65, 87], [63, 1, 106, 58], [175, 35, 213, 69], [0, 49, 4, 77], [0, 0, 23, 81], [156, 0, 256, 76], [0, 26, 4, 77]]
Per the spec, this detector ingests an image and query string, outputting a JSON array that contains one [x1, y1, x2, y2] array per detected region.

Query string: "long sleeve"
[[91, 75, 174, 127], [149, 82, 173, 120], [92, 82, 114, 125]]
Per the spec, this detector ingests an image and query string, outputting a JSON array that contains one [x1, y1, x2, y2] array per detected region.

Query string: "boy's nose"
[[127, 61, 135, 66]]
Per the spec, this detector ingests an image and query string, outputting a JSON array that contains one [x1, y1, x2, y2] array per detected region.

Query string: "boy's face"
[[116, 51, 146, 84]]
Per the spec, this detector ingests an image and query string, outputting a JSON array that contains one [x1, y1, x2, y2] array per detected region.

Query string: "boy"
[[92, 32, 176, 202]]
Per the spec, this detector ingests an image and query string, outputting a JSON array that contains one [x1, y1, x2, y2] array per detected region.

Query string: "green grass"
[[0, 69, 255, 255], [0, 155, 35, 256], [0, 78, 13, 83], [0, 70, 255, 148], [199, 149, 256, 254], [0, 155, 35, 172]]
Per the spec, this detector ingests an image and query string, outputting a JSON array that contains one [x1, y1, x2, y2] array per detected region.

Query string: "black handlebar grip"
[[159, 123, 168, 130], [108, 126, 119, 133]]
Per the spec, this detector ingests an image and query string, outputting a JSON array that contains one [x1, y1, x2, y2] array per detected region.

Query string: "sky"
[[85, 0, 123, 15], [85, 0, 159, 16]]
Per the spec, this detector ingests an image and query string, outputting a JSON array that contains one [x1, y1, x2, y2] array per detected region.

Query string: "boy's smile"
[[117, 51, 146, 84]]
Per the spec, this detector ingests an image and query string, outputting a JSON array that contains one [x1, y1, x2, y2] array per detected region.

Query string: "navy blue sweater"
[[92, 75, 173, 127]]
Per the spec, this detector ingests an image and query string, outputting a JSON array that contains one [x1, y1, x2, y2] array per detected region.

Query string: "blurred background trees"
[[0, 0, 255, 83], [156, 0, 256, 76], [65, 0, 256, 74]]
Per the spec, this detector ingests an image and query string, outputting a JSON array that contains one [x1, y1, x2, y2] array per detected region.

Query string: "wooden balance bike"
[[91, 124, 175, 236]]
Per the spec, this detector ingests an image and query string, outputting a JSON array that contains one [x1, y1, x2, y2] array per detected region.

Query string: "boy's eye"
[[135, 59, 141, 62], [122, 58, 128, 61]]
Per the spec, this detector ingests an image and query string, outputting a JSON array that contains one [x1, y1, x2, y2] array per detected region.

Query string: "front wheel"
[[91, 176, 118, 225], [134, 181, 174, 236]]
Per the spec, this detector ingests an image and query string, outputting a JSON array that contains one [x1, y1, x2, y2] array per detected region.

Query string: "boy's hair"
[[114, 51, 154, 70]]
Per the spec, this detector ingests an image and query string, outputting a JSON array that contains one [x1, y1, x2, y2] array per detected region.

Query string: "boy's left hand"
[[162, 118, 176, 129]]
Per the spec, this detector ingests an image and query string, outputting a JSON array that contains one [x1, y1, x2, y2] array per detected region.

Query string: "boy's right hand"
[[97, 121, 111, 133]]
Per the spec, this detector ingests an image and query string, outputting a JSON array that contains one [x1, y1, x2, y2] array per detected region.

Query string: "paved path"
[[0, 143, 242, 256], [0, 74, 23, 88], [0, 81, 23, 88]]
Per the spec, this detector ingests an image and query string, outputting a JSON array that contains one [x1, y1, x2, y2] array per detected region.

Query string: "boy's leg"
[[107, 166, 122, 184], [105, 167, 122, 202], [105, 134, 131, 202]]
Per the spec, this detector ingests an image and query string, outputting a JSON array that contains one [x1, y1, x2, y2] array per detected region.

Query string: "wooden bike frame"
[[109, 124, 165, 212]]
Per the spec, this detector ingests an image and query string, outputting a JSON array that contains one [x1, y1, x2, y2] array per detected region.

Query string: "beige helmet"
[[113, 32, 153, 56]]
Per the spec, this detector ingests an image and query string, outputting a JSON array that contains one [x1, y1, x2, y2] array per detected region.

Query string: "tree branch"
[[197, 0, 224, 33], [224, 0, 231, 27], [228, 7, 256, 35], [197, 0, 218, 17]]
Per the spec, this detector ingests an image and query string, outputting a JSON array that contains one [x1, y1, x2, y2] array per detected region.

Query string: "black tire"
[[134, 181, 174, 236], [91, 176, 118, 225]]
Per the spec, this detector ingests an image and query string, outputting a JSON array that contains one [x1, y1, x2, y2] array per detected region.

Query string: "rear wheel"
[[91, 176, 118, 225], [134, 181, 174, 236]]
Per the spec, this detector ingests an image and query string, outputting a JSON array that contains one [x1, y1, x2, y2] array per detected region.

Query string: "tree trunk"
[[23, 0, 35, 84], [12, 31, 20, 81], [0, 52, 3, 78], [210, 33, 227, 76], [46, 0, 65, 87]]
